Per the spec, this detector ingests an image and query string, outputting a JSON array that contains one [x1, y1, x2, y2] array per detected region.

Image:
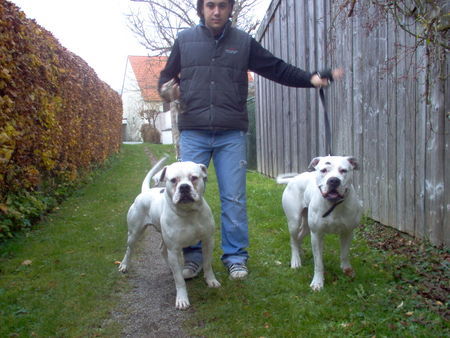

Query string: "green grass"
[[0, 144, 447, 337], [190, 169, 448, 336], [0, 144, 173, 336]]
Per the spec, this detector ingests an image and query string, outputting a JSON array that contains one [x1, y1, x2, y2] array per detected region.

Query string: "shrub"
[[141, 124, 161, 144], [0, 0, 123, 239]]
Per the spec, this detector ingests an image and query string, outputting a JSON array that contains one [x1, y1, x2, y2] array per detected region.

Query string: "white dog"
[[277, 156, 362, 291], [119, 157, 220, 309]]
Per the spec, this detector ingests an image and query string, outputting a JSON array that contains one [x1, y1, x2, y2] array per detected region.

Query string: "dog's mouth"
[[320, 187, 345, 202], [177, 194, 195, 204]]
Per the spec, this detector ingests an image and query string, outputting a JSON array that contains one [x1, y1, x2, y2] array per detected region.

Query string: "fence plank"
[[306, 0, 319, 157], [286, 0, 299, 172], [445, 68, 450, 247], [425, 54, 447, 245], [377, 11, 389, 225], [352, 2, 365, 204], [386, 14, 398, 228], [280, 0, 291, 172], [414, 43, 427, 240], [294, 0, 310, 170], [395, 22, 407, 232]]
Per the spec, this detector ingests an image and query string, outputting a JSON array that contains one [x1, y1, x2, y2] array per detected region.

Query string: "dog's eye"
[[190, 176, 198, 182], [170, 178, 178, 184], [320, 168, 327, 173], [339, 169, 348, 174]]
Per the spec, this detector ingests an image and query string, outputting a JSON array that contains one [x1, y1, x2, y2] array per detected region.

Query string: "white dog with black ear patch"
[[277, 156, 362, 291], [119, 157, 220, 309]]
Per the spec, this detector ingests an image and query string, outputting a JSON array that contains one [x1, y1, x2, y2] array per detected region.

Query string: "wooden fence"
[[254, 0, 449, 246]]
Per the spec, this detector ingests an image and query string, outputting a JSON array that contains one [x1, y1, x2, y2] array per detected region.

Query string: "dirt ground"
[[111, 227, 191, 337], [108, 149, 191, 337]]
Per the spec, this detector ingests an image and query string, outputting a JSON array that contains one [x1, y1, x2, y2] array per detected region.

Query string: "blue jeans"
[[180, 130, 249, 267]]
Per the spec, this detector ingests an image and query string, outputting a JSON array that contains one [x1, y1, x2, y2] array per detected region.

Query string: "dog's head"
[[156, 161, 207, 206], [308, 156, 359, 202]]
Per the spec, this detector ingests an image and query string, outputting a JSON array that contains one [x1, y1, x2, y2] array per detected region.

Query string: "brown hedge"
[[0, 0, 122, 234]]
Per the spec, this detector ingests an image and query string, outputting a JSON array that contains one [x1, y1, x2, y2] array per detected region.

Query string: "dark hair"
[[196, 0, 235, 18]]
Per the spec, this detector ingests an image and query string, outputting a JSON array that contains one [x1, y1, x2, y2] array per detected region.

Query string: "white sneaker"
[[228, 263, 248, 280], [182, 261, 202, 279]]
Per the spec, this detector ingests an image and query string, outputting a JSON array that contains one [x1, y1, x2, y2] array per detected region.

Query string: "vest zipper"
[[209, 39, 219, 128]]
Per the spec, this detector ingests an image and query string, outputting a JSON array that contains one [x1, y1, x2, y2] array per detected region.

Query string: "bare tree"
[[127, 0, 264, 55], [139, 105, 163, 143], [334, 0, 448, 51], [139, 107, 160, 127], [331, 0, 448, 94]]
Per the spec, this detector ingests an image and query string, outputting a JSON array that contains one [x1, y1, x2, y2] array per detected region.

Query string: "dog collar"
[[322, 199, 344, 217], [319, 186, 348, 217]]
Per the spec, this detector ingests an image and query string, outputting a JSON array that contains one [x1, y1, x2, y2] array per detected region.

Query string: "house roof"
[[128, 55, 168, 102]]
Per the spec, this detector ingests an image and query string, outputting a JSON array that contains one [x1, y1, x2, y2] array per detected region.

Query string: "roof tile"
[[128, 55, 168, 102]]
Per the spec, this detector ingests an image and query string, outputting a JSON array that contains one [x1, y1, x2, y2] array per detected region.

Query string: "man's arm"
[[248, 38, 315, 88], [249, 38, 343, 88], [158, 39, 181, 92]]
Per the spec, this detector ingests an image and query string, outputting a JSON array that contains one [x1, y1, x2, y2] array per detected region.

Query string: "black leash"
[[319, 84, 340, 218], [319, 87, 332, 156]]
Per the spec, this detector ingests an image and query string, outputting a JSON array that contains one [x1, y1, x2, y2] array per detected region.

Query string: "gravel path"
[[111, 227, 192, 337]]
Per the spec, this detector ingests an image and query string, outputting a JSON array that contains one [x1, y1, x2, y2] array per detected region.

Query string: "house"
[[120, 55, 255, 145], [121, 55, 172, 143]]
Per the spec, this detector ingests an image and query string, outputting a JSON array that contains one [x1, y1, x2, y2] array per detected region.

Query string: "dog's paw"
[[310, 278, 324, 291], [290, 257, 302, 269], [118, 263, 128, 273], [175, 297, 190, 310], [206, 278, 221, 288]]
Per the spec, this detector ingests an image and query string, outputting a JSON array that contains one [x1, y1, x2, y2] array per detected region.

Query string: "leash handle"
[[319, 88, 332, 156]]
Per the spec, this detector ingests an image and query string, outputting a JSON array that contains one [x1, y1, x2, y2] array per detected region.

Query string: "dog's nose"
[[179, 184, 191, 193], [327, 177, 341, 188]]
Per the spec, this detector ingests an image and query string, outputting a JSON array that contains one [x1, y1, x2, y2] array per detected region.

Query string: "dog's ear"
[[307, 157, 321, 172], [347, 157, 359, 170], [198, 164, 208, 181], [158, 166, 168, 182]]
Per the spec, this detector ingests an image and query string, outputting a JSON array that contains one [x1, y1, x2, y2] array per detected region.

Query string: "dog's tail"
[[141, 155, 169, 193], [276, 173, 298, 185]]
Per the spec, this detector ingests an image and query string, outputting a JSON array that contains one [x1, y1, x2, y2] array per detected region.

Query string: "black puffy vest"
[[177, 22, 251, 131]]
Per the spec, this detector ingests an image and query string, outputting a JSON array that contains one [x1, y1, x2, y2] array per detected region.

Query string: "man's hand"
[[160, 78, 180, 102], [310, 68, 344, 88]]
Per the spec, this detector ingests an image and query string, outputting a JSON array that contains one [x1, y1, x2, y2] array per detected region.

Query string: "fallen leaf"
[[0, 203, 8, 213], [114, 261, 121, 265], [21, 260, 32, 266], [340, 322, 354, 328], [405, 311, 414, 316]]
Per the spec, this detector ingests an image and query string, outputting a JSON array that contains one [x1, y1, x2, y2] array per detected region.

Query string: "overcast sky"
[[9, 0, 271, 94]]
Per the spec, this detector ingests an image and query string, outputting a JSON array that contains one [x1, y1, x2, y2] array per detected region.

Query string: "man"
[[158, 0, 342, 280]]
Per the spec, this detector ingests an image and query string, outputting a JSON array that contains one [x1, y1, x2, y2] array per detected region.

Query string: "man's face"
[[202, 0, 232, 34]]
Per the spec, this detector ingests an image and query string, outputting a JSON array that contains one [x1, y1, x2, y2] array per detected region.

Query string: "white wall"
[[121, 58, 173, 143], [121, 58, 145, 142]]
